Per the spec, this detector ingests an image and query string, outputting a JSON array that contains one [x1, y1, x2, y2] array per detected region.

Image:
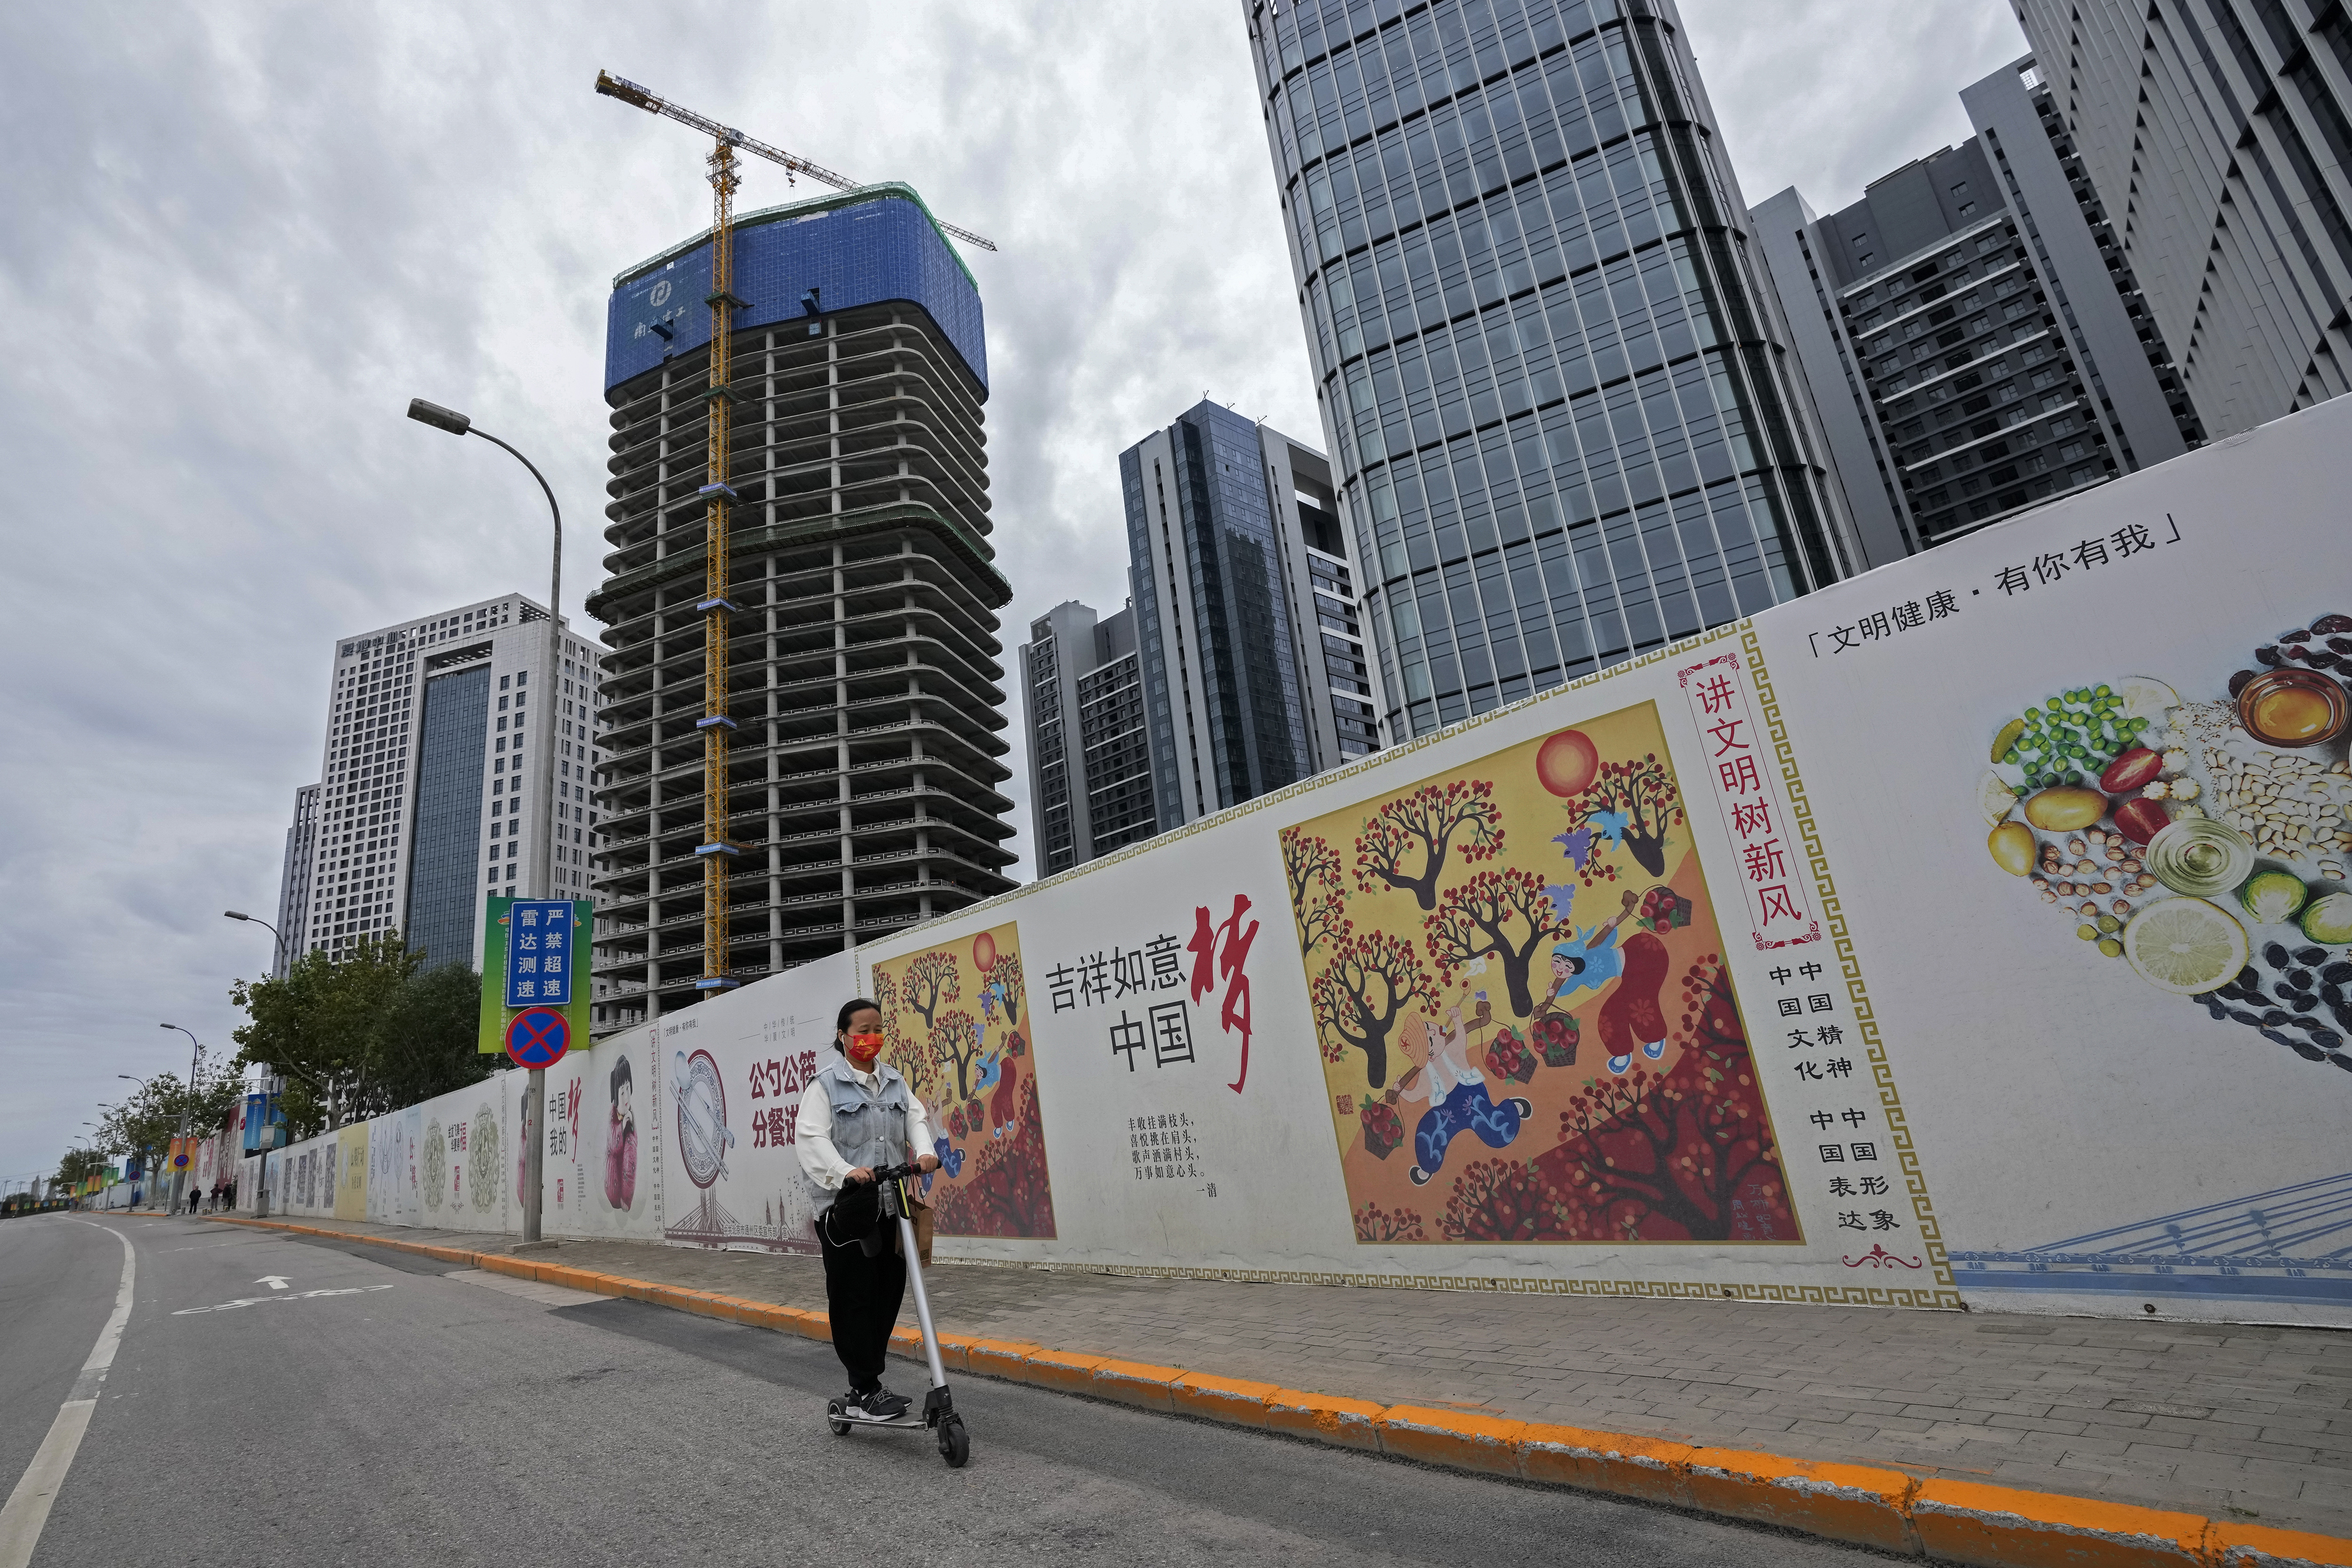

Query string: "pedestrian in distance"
[[794, 997, 941, 1422]]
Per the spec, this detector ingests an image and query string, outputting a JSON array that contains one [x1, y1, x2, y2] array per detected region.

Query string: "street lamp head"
[[224, 910, 250, 922], [406, 398, 472, 436], [159, 1022, 175, 1030]]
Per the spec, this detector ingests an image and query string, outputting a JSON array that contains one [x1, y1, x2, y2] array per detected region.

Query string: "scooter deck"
[[834, 1409, 929, 1431]]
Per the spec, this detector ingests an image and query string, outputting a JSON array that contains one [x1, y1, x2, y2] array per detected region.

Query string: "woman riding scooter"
[[794, 998, 941, 1421]]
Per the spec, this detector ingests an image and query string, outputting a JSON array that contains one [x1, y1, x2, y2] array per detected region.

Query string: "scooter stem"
[[899, 1214, 948, 1391]]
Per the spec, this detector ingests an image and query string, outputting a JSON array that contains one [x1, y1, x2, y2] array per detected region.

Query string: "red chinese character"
[[1742, 838, 1788, 883], [1706, 717, 1748, 756], [1188, 894, 1260, 1094], [1759, 884, 1803, 923], [1695, 672, 1737, 714], [1731, 800, 1773, 838], [1718, 754, 1762, 796]]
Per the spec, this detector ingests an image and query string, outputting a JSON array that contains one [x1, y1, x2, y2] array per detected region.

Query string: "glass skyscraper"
[[1245, 0, 1859, 740]]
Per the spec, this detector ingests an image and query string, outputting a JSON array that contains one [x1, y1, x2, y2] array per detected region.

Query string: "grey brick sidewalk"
[[245, 1217, 2352, 1540]]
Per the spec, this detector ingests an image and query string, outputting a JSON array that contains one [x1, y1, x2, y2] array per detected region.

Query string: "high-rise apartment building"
[[1122, 401, 1378, 835], [271, 784, 319, 978], [1749, 59, 2203, 554], [590, 184, 1017, 1029], [1020, 600, 1158, 877], [2014, 0, 2352, 437], [1245, 0, 1861, 743], [295, 596, 603, 973]]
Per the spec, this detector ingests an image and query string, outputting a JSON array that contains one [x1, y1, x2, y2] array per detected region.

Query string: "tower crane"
[[595, 72, 998, 252], [593, 70, 995, 997]]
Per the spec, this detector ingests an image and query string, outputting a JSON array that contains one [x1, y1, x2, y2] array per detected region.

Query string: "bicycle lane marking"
[[0, 1219, 135, 1568]]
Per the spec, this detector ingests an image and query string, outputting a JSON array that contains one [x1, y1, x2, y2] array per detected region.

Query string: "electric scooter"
[[823, 1161, 971, 1468]]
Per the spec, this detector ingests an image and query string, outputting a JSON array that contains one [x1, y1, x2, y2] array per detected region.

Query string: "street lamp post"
[[223, 909, 287, 974], [159, 1023, 203, 1214], [118, 1073, 157, 1209], [407, 397, 561, 1244]]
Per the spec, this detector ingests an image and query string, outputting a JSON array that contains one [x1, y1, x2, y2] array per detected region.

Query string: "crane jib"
[[594, 69, 998, 253]]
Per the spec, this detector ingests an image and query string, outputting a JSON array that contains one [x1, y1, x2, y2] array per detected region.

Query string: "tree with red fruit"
[[902, 950, 960, 1033], [1422, 867, 1569, 1018], [1298, 893, 1350, 960], [1565, 754, 1685, 878], [1532, 955, 1791, 1242], [1281, 829, 1345, 913], [1352, 1202, 1427, 1242], [925, 1009, 982, 1101], [1439, 1156, 1576, 1242], [1309, 929, 1437, 1088], [1352, 780, 1502, 910], [982, 953, 1024, 1029]]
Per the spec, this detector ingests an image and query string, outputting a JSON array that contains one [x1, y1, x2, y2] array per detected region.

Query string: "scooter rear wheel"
[[937, 1415, 969, 1468]]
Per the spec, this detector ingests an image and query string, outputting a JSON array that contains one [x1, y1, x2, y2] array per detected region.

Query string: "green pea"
[[2096, 684, 2113, 697], [2065, 771, 2083, 785], [2076, 923, 2098, 941], [2097, 937, 2123, 957]]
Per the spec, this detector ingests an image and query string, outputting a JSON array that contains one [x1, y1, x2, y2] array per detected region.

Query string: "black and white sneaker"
[[858, 1385, 912, 1420]]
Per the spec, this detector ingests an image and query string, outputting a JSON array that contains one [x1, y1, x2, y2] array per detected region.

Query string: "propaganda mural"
[[1282, 698, 1799, 1246], [869, 920, 1057, 1239]]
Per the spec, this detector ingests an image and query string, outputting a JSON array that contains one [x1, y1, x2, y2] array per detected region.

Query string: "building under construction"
[[588, 183, 1016, 1028]]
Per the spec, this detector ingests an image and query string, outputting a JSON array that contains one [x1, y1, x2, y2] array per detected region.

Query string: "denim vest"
[[802, 1056, 913, 1217]]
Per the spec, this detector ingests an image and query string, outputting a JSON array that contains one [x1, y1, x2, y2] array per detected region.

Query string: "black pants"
[[817, 1208, 904, 1393]]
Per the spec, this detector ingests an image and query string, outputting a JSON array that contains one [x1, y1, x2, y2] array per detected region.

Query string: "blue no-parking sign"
[[504, 1006, 570, 1069]]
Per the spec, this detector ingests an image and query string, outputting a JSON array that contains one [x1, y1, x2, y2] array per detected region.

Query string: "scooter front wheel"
[[826, 1398, 851, 1438], [937, 1415, 969, 1468]]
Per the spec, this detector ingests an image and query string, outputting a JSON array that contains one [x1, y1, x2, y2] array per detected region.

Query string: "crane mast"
[[595, 69, 994, 1000]]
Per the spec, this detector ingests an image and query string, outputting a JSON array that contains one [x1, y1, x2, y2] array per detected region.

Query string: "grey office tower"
[[1244, 0, 1860, 743]]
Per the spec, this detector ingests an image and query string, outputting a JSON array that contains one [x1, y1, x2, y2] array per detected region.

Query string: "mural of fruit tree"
[[868, 920, 1057, 1239], [1281, 698, 1799, 1245]]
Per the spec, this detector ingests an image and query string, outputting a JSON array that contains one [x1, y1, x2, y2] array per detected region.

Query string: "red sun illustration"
[[971, 931, 998, 972], [1534, 729, 1600, 797]]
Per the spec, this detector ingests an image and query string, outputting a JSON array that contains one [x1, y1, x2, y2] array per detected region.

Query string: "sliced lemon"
[[2117, 676, 2180, 724], [1977, 769, 2019, 826], [2122, 897, 2249, 995]]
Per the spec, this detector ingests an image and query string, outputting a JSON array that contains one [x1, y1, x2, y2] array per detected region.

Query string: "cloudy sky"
[[0, 0, 2028, 1185]]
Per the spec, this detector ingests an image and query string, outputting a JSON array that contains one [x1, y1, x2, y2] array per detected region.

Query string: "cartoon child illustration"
[[1391, 1003, 1530, 1187], [1544, 888, 1669, 1075], [604, 1056, 637, 1211]]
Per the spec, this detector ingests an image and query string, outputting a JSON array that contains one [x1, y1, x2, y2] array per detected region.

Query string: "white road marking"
[[173, 1284, 392, 1316], [255, 1275, 289, 1290], [0, 1219, 135, 1568], [445, 1268, 606, 1309]]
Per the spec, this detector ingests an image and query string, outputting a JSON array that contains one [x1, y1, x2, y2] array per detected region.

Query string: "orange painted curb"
[[1088, 1359, 1186, 1412], [1374, 1406, 1526, 1479], [932, 1332, 976, 1373], [1022, 1349, 1107, 1394], [1516, 1422, 1697, 1510], [2211, 1520, 2352, 1568], [963, 1338, 1045, 1381], [1911, 1479, 2209, 1568], [1170, 1372, 1278, 1428], [1266, 1388, 1385, 1453], [1684, 1447, 1920, 1556]]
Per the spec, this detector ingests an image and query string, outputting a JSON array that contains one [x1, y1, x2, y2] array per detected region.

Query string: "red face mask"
[[845, 1032, 884, 1069]]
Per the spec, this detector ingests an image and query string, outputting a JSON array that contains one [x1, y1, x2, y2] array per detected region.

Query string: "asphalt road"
[[4, 1214, 1881, 1565]]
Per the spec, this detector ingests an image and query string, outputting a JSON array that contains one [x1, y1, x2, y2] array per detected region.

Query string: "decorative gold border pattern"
[[1744, 627, 1961, 1308]]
